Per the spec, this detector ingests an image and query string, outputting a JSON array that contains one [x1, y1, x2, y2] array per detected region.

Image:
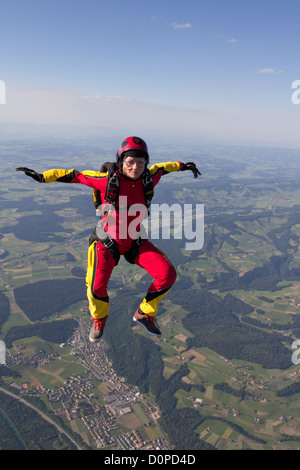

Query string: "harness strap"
[[89, 228, 120, 265], [104, 171, 120, 207], [93, 169, 154, 212], [89, 228, 144, 266], [124, 237, 144, 264], [90, 167, 150, 265]]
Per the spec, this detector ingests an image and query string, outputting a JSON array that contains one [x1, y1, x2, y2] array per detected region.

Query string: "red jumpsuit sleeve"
[[42, 168, 108, 191]]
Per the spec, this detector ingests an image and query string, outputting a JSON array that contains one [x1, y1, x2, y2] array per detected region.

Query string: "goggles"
[[123, 156, 146, 168]]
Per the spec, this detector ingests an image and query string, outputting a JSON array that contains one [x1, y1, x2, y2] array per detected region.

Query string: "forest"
[[0, 194, 95, 243], [4, 318, 78, 348], [0, 391, 76, 450], [0, 292, 10, 330], [14, 278, 86, 321], [178, 289, 291, 369]]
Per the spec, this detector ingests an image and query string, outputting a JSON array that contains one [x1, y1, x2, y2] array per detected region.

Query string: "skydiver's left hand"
[[180, 162, 201, 178]]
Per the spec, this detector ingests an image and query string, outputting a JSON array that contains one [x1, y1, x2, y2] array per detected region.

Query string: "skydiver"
[[16, 136, 200, 342]]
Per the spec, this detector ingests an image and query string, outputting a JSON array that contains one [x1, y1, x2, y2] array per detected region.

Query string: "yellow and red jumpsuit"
[[42, 162, 182, 321]]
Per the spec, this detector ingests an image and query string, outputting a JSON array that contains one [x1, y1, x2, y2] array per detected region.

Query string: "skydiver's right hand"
[[15, 167, 44, 182]]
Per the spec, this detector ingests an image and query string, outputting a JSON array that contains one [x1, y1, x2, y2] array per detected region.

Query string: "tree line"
[[14, 278, 86, 322], [0, 391, 77, 450]]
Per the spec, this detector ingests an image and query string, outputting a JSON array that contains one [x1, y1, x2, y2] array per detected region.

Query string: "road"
[[0, 386, 82, 450]]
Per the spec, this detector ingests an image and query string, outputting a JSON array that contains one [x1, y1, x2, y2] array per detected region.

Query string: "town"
[[5, 320, 169, 450]]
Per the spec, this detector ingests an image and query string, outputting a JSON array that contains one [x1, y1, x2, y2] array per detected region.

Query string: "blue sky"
[[1, 0, 300, 147]]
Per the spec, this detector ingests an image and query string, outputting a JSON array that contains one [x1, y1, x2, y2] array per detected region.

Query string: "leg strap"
[[89, 228, 120, 265], [124, 237, 144, 264]]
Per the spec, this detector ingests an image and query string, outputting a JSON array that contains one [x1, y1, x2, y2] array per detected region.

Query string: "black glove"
[[15, 167, 44, 182], [180, 162, 201, 178]]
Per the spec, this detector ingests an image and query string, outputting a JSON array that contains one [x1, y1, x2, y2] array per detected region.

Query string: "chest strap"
[[93, 169, 154, 213]]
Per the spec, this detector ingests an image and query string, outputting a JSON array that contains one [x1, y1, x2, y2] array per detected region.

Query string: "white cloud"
[[172, 22, 192, 29], [257, 67, 283, 75], [81, 94, 130, 103], [227, 38, 238, 46]]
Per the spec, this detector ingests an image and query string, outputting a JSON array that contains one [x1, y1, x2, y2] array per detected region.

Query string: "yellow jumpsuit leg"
[[85, 241, 115, 319]]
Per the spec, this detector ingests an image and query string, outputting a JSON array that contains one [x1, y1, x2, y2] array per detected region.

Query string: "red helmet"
[[116, 136, 149, 164]]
